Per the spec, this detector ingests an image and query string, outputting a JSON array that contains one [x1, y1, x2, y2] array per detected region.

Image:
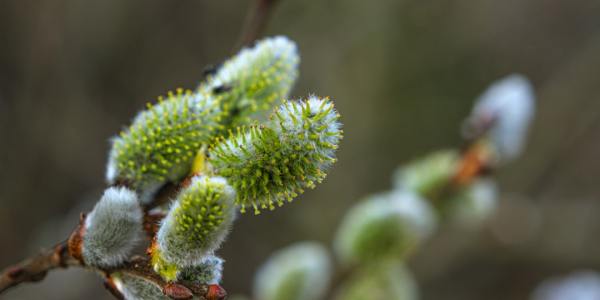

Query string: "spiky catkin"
[[333, 190, 436, 265], [82, 187, 143, 268], [209, 96, 342, 214], [199, 36, 299, 128], [106, 90, 224, 201], [112, 273, 170, 300], [153, 176, 235, 281], [253, 242, 332, 300]]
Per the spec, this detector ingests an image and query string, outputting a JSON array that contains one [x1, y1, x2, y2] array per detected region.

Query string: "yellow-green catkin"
[[209, 96, 342, 214], [153, 176, 235, 281], [106, 90, 224, 202], [199, 36, 300, 128], [333, 190, 436, 265]]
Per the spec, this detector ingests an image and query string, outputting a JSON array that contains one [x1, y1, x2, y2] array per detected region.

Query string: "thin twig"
[[0, 241, 221, 299], [234, 0, 280, 52], [0, 222, 222, 300], [0, 241, 76, 293]]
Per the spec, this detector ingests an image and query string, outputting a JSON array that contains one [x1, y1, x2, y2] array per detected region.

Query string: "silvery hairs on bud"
[[112, 273, 170, 300], [82, 187, 143, 268], [466, 74, 535, 162], [199, 36, 300, 128], [177, 255, 224, 285]]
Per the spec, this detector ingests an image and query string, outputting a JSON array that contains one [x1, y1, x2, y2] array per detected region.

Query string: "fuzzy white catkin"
[[113, 273, 170, 300], [203, 36, 298, 92], [254, 242, 332, 300], [199, 35, 300, 127], [178, 255, 224, 285], [532, 271, 600, 300], [468, 74, 535, 162], [82, 187, 143, 268], [333, 189, 437, 265]]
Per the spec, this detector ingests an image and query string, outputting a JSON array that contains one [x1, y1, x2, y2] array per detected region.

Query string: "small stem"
[[0, 190, 218, 299], [234, 0, 280, 52], [0, 241, 77, 293], [0, 242, 220, 299]]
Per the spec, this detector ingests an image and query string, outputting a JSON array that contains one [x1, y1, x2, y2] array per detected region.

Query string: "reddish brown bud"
[[206, 284, 227, 300], [163, 282, 193, 299]]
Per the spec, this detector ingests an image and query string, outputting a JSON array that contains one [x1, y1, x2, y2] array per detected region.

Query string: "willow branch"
[[0, 241, 223, 299], [0, 181, 224, 299], [234, 0, 280, 51], [0, 224, 224, 300], [0, 241, 76, 293]]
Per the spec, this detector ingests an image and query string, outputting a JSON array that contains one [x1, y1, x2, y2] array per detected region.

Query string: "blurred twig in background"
[[235, 0, 280, 52]]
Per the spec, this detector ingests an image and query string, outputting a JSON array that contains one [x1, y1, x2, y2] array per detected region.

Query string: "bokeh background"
[[2, 0, 600, 299]]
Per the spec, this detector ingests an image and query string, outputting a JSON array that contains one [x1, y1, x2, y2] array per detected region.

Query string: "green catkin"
[[106, 90, 224, 201], [106, 36, 300, 202], [209, 96, 342, 214], [253, 242, 332, 300], [153, 176, 235, 281], [333, 190, 436, 265], [199, 36, 299, 128]]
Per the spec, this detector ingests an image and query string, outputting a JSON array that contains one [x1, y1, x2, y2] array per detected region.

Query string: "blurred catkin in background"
[[1, 0, 600, 299]]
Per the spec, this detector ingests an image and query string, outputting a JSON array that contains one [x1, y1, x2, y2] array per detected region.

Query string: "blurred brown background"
[[1, 0, 600, 299]]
